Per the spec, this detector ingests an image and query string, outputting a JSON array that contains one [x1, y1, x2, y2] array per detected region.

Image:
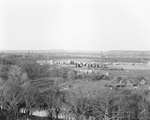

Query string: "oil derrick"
[[100, 51, 105, 62], [141, 51, 145, 62], [100, 52, 107, 69]]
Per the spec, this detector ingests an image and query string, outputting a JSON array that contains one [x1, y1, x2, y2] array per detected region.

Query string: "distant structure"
[[141, 51, 144, 61], [28, 51, 30, 56], [100, 51, 105, 62]]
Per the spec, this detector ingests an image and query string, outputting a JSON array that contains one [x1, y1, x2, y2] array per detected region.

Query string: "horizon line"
[[0, 49, 150, 52]]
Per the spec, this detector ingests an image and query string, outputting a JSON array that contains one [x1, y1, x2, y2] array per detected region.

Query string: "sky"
[[0, 0, 150, 51]]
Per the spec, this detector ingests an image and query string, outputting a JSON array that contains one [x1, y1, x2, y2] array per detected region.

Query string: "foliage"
[[1, 56, 150, 120], [0, 55, 21, 65], [16, 58, 50, 80], [0, 65, 9, 81], [0, 65, 28, 119]]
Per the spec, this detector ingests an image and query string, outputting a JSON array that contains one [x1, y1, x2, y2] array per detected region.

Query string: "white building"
[[147, 61, 150, 65]]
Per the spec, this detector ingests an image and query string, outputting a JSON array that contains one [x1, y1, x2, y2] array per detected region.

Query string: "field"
[[108, 64, 150, 70], [56, 59, 150, 79], [104, 69, 150, 78]]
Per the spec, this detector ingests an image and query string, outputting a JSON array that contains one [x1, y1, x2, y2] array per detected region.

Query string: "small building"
[[78, 69, 93, 74], [139, 79, 147, 85], [147, 61, 150, 65], [124, 79, 132, 86], [30, 109, 50, 117], [76, 63, 83, 68]]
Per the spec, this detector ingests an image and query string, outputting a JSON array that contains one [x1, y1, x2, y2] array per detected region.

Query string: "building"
[[147, 61, 150, 65]]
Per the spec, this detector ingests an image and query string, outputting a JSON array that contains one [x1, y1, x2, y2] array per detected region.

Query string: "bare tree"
[[91, 88, 122, 120]]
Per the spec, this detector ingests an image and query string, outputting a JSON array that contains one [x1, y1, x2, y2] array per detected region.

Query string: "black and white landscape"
[[0, 0, 150, 120]]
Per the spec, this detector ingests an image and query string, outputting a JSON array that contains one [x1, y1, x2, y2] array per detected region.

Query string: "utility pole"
[[142, 51, 144, 62], [101, 51, 103, 62]]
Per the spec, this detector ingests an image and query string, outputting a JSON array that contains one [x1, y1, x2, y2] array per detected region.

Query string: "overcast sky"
[[0, 0, 150, 51]]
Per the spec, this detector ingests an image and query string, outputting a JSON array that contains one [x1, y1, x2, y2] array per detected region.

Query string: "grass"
[[108, 64, 150, 70]]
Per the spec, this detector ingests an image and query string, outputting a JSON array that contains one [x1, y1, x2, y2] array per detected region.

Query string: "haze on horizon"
[[0, 0, 150, 51]]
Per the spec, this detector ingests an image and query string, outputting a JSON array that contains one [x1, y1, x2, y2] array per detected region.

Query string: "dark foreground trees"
[[1, 61, 150, 120], [0, 65, 28, 120], [64, 85, 150, 120], [0, 65, 68, 120]]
